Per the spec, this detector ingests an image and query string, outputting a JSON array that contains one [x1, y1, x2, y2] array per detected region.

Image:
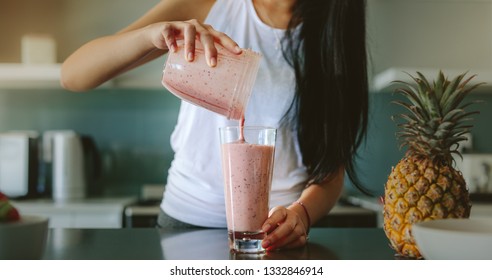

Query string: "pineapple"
[[383, 71, 482, 258]]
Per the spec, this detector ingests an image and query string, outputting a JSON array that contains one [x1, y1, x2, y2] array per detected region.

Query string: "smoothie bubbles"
[[220, 126, 276, 254], [161, 40, 261, 120]]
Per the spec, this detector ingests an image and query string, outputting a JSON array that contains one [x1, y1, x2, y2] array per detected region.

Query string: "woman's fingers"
[[264, 219, 306, 250], [280, 235, 308, 250], [205, 26, 242, 54], [154, 19, 241, 67], [192, 21, 242, 66], [160, 23, 177, 52], [182, 20, 197, 62], [261, 206, 308, 250], [262, 206, 287, 233], [192, 21, 217, 66]]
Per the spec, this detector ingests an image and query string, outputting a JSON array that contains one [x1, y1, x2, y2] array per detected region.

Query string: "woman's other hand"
[[261, 205, 309, 251], [146, 19, 242, 67], [261, 169, 345, 251]]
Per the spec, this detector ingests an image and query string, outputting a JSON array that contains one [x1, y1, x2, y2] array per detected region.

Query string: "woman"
[[61, 0, 369, 251]]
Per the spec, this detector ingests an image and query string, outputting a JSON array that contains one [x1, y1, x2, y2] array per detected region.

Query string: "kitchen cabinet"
[[315, 204, 377, 228], [13, 196, 137, 228]]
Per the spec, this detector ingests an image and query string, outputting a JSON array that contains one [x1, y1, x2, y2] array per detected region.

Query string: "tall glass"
[[219, 126, 276, 253]]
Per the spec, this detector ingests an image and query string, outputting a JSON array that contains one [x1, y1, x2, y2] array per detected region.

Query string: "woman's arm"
[[261, 168, 344, 250], [61, 0, 240, 91]]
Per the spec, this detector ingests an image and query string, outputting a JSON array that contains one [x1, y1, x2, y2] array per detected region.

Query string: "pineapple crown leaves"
[[391, 71, 483, 163]]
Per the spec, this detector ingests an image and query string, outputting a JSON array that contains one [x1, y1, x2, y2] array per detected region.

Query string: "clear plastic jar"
[[162, 40, 261, 120]]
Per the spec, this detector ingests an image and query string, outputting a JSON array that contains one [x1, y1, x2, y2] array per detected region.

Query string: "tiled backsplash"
[[0, 88, 490, 197]]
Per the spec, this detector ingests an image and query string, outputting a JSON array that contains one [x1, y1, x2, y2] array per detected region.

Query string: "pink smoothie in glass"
[[221, 141, 274, 233]]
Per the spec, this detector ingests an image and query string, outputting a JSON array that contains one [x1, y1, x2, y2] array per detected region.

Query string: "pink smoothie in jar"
[[162, 40, 261, 120]]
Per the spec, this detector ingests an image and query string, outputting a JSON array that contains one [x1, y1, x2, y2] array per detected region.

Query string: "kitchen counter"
[[42, 227, 395, 260]]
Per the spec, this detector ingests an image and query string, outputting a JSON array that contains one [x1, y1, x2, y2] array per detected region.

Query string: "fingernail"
[[262, 223, 271, 232], [235, 46, 242, 53], [170, 44, 176, 53], [209, 57, 217, 67], [262, 239, 270, 248], [187, 52, 194, 62]]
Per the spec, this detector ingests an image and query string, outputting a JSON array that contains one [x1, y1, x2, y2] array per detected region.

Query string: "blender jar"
[[162, 40, 261, 120]]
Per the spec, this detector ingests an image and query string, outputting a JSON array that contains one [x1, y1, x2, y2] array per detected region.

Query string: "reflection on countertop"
[[158, 227, 394, 260], [41, 227, 395, 260]]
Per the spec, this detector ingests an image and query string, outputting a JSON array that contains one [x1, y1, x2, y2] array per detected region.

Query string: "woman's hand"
[[146, 19, 242, 67], [261, 205, 309, 251]]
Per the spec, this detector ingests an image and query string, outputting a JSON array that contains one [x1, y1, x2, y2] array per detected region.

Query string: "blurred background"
[[0, 0, 491, 199]]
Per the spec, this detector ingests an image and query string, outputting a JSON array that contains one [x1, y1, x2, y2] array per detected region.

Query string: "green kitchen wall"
[[0, 88, 180, 196], [354, 92, 492, 197], [0, 88, 490, 197]]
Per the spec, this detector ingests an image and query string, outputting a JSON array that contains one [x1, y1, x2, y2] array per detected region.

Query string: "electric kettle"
[[42, 130, 99, 201]]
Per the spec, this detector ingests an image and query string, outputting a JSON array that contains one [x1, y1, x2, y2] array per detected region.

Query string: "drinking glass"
[[219, 126, 276, 253]]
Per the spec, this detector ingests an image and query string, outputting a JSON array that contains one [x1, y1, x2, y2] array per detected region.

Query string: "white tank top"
[[162, 0, 308, 227]]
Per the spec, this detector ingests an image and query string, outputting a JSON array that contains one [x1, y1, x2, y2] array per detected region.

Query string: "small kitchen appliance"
[[42, 130, 99, 201], [0, 131, 39, 198]]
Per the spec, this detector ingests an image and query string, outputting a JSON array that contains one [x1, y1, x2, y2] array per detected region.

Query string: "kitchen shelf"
[[0, 63, 63, 89], [372, 67, 492, 94], [0, 63, 163, 90]]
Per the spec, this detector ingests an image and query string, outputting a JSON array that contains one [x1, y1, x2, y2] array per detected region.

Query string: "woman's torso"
[[162, 0, 308, 228]]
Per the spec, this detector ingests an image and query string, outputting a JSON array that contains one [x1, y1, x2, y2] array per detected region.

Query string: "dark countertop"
[[42, 227, 396, 260]]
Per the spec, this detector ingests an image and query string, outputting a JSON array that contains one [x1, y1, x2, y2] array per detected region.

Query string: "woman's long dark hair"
[[283, 0, 370, 194]]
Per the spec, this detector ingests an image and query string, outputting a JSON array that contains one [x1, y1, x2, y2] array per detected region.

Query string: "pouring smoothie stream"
[[162, 41, 273, 253]]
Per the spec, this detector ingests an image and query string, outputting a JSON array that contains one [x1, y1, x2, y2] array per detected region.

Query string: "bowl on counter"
[[413, 218, 492, 260], [0, 215, 49, 259]]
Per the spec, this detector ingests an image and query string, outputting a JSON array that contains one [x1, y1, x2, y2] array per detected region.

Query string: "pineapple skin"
[[383, 155, 471, 258]]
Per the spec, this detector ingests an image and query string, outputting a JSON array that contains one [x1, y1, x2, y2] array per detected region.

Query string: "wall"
[[366, 0, 492, 77], [0, 0, 159, 62], [359, 0, 492, 196], [353, 92, 492, 197]]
